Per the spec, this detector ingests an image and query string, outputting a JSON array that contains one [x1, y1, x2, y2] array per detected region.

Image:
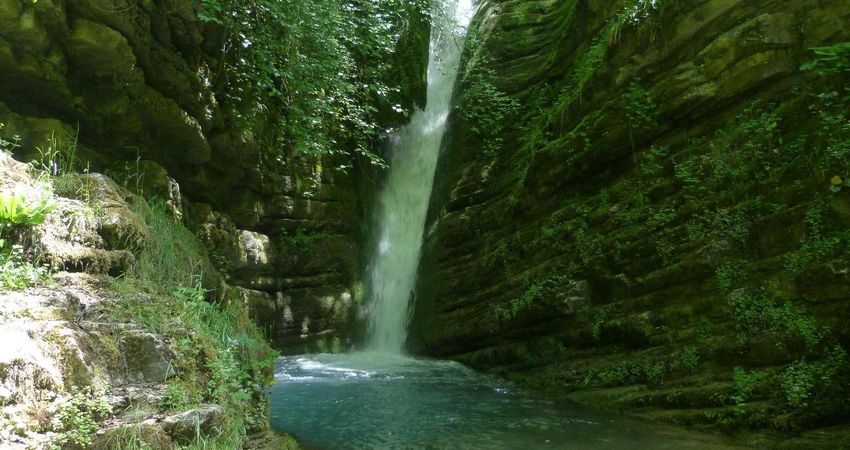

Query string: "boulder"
[[161, 405, 224, 443], [117, 331, 174, 385]]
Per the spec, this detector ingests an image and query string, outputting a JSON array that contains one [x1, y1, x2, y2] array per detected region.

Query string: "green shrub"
[[51, 386, 111, 449], [459, 45, 520, 156], [644, 361, 667, 388], [772, 346, 850, 430], [730, 285, 823, 350], [591, 307, 610, 342], [780, 346, 846, 409], [575, 223, 603, 267], [160, 380, 203, 413], [196, 0, 429, 164], [496, 274, 568, 321], [785, 200, 842, 275], [104, 196, 276, 446], [801, 42, 850, 76], [715, 262, 736, 294], [582, 359, 668, 388], [624, 78, 657, 152], [679, 346, 700, 372], [731, 366, 774, 405], [108, 278, 276, 447]]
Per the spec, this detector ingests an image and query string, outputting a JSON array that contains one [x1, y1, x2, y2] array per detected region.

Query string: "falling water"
[[366, 0, 474, 353]]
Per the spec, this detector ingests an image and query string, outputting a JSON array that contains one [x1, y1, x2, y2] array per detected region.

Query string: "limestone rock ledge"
[[0, 153, 296, 449]]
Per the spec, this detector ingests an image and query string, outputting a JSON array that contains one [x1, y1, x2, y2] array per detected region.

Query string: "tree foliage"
[[199, 0, 430, 166]]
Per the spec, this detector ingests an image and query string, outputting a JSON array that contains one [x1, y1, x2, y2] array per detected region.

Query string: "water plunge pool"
[[269, 353, 740, 449]]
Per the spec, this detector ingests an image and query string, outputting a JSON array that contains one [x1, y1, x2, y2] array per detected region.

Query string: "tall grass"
[[127, 197, 208, 293], [104, 197, 276, 449]]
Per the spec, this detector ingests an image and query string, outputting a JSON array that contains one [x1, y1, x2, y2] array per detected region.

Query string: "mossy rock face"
[[117, 331, 174, 385], [224, 286, 278, 335], [1, 0, 382, 355], [66, 19, 142, 89], [413, 0, 850, 437]]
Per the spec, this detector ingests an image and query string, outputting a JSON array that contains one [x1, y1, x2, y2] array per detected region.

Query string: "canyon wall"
[[0, 0, 428, 353], [414, 0, 850, 437]]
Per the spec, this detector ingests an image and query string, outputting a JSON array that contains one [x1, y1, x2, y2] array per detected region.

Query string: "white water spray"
[[365, 0, 474, 353]]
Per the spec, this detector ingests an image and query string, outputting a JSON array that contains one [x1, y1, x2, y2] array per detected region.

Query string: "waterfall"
[[365, 0, 474, 353]]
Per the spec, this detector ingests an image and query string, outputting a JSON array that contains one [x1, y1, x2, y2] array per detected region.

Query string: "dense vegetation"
[[0, 0, 434, 447], [199, 0, 429, 166], [1, 127, 276, 448]]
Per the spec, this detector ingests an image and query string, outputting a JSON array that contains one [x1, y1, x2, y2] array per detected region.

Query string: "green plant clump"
[[730, 285, 823, 350], [127, 198, 209, 291], [0, 245, 48, 290], [50, 387, 111, 449], [496, 274, 567, 321], [459, 37, 520, 156], [0, 192, 57, 229], [0, 191, 55, 290]]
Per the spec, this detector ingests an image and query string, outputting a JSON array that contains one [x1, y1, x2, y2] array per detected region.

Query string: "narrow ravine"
[[2, 0, 847, 447], [267, 1, 742, 448]]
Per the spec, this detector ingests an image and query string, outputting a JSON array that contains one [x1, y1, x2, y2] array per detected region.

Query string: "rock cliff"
[[414, 0, 850, 438], [0, 0, 427, 353]]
